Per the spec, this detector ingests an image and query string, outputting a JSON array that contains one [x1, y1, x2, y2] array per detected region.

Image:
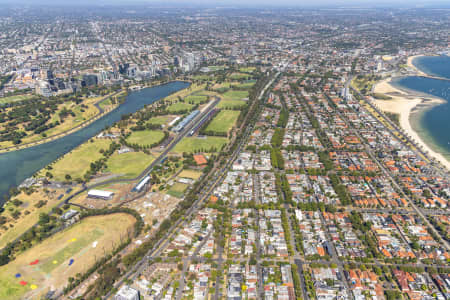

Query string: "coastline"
[[372, 78, 450, 170], [406, 55, 427, 76]]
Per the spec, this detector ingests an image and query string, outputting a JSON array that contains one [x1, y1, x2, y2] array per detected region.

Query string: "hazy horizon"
[[0, 0, 449, 8]]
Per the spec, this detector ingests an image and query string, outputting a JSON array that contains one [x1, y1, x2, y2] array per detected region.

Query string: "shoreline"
[[0, 91, 123, 154], [372, 77, 450, 170], [406, 55, 427, 76], [0, 79, 189, 154]]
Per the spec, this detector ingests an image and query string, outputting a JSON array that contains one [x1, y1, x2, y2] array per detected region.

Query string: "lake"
[[0, 81, 189, 203]]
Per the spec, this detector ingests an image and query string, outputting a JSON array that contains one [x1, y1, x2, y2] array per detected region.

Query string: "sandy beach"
[[372, 78, 450, 170], [406, 55, 427, 76]]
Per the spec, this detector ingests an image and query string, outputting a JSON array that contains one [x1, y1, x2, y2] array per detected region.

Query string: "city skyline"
[[0, 4, 448, 300]]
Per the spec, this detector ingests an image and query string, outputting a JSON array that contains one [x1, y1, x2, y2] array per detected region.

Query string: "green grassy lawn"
[[0, 189, 69, 249], [223, 90, 249, 100], [217, 99, 248, 109], [192, 75, 213, 81], [229, 73, 251, 80], [106, 152, 155, 179], [146, 116, 169, 126], [126, 130, 165, 147], [98, 97, 112, 109], [205, 110, 240, 134], [213, 87, 230, 94], [239, 67, 256, 73], [167, 183, 189, 198], [42, 139, 111, 181], [166, 102, 194, 113], [372, 93, 392, 100], [208, 66, 226, 71], [234, 81, 255, 89], [172, 136, 227, 154], [0, 213, 136, 300], [178, 169, 203, 180], [40, 228, 104, 273], [351, 76, 377, 94], [0, 94, 37, 105], [185, 95, 208, 104]]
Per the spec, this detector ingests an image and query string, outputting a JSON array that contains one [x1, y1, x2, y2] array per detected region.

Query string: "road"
[[332, 82, 450, 251], [105, 112, 252, 299], [352, 84, 448, 178], [104, 70, 277, 298], [175, 230, 213, 300], [63, 96, 221, 210], [294, 259, 310, 300]]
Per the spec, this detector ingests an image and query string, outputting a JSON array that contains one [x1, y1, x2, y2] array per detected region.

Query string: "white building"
[[35, 80, 52, 97], [114, 285, 139, 300], [87, 189, 115, 200]]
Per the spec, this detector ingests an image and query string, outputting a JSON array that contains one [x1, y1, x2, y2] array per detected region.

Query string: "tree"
[[38, 213, 50, 225]]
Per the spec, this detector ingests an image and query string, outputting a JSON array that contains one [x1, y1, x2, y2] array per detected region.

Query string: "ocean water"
[[393, 55, 450, 159], [413, 55, 450, 79]]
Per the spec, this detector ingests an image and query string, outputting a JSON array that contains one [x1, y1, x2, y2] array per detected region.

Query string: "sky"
[[0, 0, 449, 7]]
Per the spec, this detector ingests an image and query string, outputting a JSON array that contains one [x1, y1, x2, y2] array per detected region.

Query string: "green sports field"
[[205, 110, 240, 134], [146, 116, 169, 126], [41, 139, 111, 181], [167, 183, 189, 198], [239, 67, 256, 74], [126, 130, 165, 147], [223, 90, 249, 101], [172, 136, 227, 154], [217, 99, 247, 109], [229, 73, 251, 80], [208, 66, 226, 71], [234, 81, 255, 89], [0, 213, 136, 300], [0, 94, 37, 105], [185, 94, 208, 104], [166, 102, 194, 113], [106, 152, 155, 179]]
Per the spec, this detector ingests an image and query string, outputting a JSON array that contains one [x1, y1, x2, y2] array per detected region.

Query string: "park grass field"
[[146, 116, 169, 126], [208, 65, 226, 71], [0, 213, 136, 300], [205, 110, 240, 134], [0, 189, 70, 249], [41, 138, 111, 181], [172, 136, 227, 154], [164, 83, 205, 103], [0, 93, 118, 150], [351, 76, 377, 94], [217, 99, 248, 109], [178, 169, 203, 180], [98, 97, 112, 109], [106, 152, 155, 179], [234, 81, 255, 89], [43, 101, 99, 138], [185, 94, 208, 104], [239, 67, 256, 74], [229, 73, 251, 80], [0, 94, 37, 105], [212, 82, 233, 89], [166, 102, 194, 113], [167, 183, 189, 198], [192, 75, 213, 81], [126, 130, 165, 147], [222, 90, 249, 101]]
